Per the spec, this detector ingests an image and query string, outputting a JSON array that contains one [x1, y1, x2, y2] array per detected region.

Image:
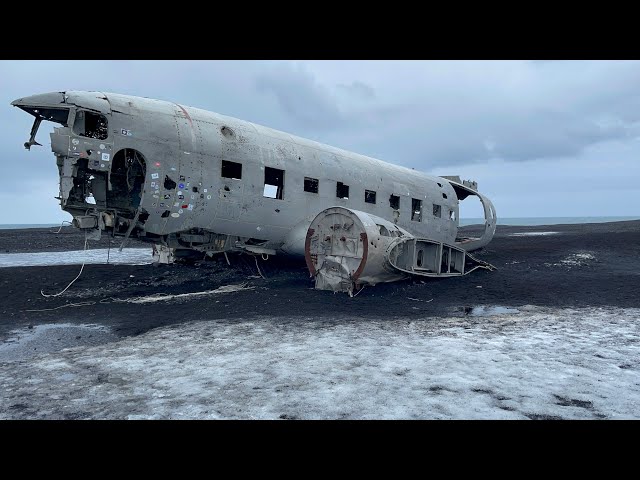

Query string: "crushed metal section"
[[306, 207, 496, 295]]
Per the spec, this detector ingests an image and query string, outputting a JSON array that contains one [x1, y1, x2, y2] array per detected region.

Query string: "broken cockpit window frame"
[[72, 110, 108, 140], [18, 106, 70, 125], [15, 106, 71, 150]]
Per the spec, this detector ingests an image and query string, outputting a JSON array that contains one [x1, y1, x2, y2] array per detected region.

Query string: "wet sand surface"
[[0, 221, 638, 419]]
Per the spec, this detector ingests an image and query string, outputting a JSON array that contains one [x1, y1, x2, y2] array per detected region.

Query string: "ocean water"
[[459, 216, 640, 226], [0, 216, 638, 230], [0, 223, 61, 229]]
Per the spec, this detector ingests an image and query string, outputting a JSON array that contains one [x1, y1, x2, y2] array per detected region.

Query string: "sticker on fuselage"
[[101, 153, 110, 161], [121, 129, 132, 136], [151, 173, 159, 179], [171, 212, 180, 218]]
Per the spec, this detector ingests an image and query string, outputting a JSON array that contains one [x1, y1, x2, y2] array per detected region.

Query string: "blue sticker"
[[178, 183, 185, 189]]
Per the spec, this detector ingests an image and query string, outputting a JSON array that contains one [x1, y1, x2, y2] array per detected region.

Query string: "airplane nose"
[[11, 91, 67, 108]]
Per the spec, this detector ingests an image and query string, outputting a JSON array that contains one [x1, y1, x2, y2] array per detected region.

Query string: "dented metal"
[[12, 90, 497, 292]]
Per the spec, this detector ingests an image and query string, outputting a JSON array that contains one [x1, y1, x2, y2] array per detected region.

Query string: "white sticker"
[[151, 173, 159, 179], [170, 167, 177, 171], [191, 194, 195, 199], [100, 164, 105, 168], [151, 182, 156, 188], [174, 202, 179, 207], [99, 144, 105, 150], [170, 212, 180, 218], [152, 195, 159, 199], [72, 139, 79, 145], [203, 189, 207, 193], [101, 153, 110, 161], [177, 190, 182, 196], [121, 128, 132, 136], [186, 183, 190, 187], [187, 204, 194, 211], [206, 195, 211, 200]]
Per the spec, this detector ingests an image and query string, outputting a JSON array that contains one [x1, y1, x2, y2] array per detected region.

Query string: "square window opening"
[[433, 204, 442, 218], [264, 167, 285, 199], [336, 182, 349, 199], [221, 160, 242, 179], [304, 177, 319, 194], [411, 198, 422, 222], [389, 194, 400, 210], [365, 190, 377, 204]]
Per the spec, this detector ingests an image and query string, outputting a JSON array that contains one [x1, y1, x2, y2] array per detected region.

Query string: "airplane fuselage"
[[12, 91, 496, 259]]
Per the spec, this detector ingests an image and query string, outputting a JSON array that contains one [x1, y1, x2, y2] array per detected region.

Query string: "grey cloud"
[[2, 60, 640, 221], [336, 81, 376, 100], [252, 61, 640, 169], [255, 63, 345, 129]]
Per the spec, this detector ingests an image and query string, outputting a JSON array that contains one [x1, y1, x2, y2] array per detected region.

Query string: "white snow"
[[0, 323, 117, 363], [509, 232, 559, 236], [0, 248, 152, 267], [545, 252, 597, 268], [116, 284, 255, 304], [1, 306, 639, 419]]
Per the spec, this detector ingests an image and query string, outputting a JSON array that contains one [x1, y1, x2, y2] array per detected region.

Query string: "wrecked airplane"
[[12, 91, 497, 295]]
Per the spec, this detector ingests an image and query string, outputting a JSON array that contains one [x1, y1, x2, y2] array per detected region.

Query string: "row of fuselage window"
[[221, 160, 450, 222]]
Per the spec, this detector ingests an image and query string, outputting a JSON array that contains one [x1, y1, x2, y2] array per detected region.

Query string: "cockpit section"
[[12, 91, 150, 242]]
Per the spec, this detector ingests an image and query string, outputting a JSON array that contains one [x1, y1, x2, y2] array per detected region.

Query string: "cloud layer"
[[1, 60, 639, 222]]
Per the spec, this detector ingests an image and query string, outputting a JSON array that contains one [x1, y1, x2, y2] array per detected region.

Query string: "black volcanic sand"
[[1, 221, 639, 340]]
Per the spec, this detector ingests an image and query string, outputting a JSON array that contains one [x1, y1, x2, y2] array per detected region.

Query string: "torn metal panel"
[[152, 244, 175, 264]]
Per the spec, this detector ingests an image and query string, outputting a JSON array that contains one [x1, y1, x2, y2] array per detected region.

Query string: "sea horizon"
[[1, 216, 639, 229]]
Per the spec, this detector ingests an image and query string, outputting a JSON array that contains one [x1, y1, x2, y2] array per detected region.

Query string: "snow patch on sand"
[[0, 323, 117, 362], [509, 232, 559, 237], [0, 248, 152, 268], [1, 306, 639, 419], [545, 252, 597, 268]]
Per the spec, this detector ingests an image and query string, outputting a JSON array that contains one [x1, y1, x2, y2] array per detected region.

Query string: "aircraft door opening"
[[108, 148, 146, 213]]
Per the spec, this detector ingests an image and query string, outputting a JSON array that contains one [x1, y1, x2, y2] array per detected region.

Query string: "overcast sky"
[[1, 60, 639, 223]]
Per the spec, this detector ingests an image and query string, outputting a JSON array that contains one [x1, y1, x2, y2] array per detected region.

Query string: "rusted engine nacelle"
[[304, 207, 411, 294]]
